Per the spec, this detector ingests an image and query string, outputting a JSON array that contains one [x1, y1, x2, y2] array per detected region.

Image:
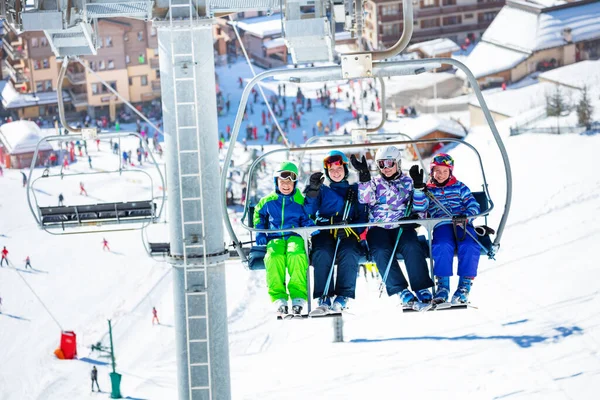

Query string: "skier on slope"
[[58, 193, 64, 206], [303, 151, 368, 316], [91, 366, 100, 392], [413, 153, 481, 305], [24, 256, 32, 269], [102, 238, 110, 251], [1, 246, 8, 267], [152, 307, 160, 325], [79, 182, 88, 196], [351, 146, 434, 309], [21, 171, 27, 187]]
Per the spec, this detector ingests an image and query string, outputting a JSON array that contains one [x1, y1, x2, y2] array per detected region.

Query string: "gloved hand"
[[350, 154, 371, 183], [305, 172, 324, 198], [255, 233, 267, 246], [409, 165, 425, 189]]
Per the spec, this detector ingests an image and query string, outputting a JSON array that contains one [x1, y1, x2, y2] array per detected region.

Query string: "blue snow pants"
[[432, 224, 480, 277], [367, 227, 433, 296], [311, 231, 361, 299]]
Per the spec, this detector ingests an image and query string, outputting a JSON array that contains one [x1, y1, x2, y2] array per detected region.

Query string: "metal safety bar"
[[221, 58, 512, 260]]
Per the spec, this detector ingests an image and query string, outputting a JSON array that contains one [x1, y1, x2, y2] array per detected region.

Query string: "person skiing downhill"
[[91, 366, 100, 392], [79, 182, 88, 196], [1, 246, 8, 267], [58, 193, 64, 206], [152, 307, 160, 325], [24, 256, 32, 269], [351, 145, 434, 309], [413, 153, 481, 305], [303, 151, 368, 316], [21, 171, 27, 187], [102, 238, 110, 251], [253, 161, 316, 317]]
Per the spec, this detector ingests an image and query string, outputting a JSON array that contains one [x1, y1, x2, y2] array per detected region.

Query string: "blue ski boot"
[[416, 288, 433, 303], [451, 277, 474, 304], [332, 296, 349, 312], [433, 276, 450, 303], [399, 289, 417, 308]]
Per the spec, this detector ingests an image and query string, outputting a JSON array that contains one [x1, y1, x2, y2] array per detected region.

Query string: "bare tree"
[[576, 85, 594, 128]]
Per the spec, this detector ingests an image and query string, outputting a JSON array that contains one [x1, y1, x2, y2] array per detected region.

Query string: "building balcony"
[[380, 13, 402, 23], [3, 39, 27, 60], [415, 1, 505, 18], [151, 80, 161, 93], [381, 21, 492, 45], [4, 59, 29, 84], [150, 58, 159, 69], [65, 70, 87, 85], [68, 89, 89, 107]]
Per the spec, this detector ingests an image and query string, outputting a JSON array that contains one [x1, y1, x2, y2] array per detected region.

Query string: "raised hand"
[[350, 154, 371, 183], [305, 172, 324, 198], [409, 165, 425, 189]]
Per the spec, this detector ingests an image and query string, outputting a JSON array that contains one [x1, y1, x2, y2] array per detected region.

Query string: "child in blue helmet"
[[253, 161, 315, 316], [410, 153, 481, 304], [304, 150, 369, 315]]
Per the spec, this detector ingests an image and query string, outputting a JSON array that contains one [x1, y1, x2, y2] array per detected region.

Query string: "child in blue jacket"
[[410, 153, 481, 304], [253, 161, 315, 316]]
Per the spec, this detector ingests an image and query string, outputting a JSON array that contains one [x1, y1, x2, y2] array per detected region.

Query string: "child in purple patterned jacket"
[[351, 145, 433, 308], [411, 153, 481, 305]]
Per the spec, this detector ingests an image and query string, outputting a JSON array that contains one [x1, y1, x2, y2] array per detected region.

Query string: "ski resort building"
[[0, 120, 54, 169]]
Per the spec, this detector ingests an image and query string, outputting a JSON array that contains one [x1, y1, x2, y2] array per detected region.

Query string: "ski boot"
[[399, 289, 417, 308], [274, 299, 288, 317], [415, 289, 432, 303], [433, 276, 450, 304], [290, 298, 306, 317], [332, 296, 349, 313], [309, 296, 331, 317], [291, 305, 303, 315], [451, 277, 474, 305]]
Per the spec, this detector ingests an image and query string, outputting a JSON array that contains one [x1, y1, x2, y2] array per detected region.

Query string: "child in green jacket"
[[254, 161, 315, 316]]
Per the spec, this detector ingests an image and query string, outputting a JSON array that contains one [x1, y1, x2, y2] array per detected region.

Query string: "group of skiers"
[[0, 246, 32, 270], [253, 148, 483, 317]]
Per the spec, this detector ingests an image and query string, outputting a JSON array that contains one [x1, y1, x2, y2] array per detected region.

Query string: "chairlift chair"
[[26, 131, 166, 235]]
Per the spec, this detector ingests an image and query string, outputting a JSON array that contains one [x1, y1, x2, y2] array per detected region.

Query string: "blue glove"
[[311, 229, 320, 237], [255, 233, 267, 246]]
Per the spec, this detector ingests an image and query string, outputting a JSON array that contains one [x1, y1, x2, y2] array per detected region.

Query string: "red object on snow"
[[60, 331, 77, 359]]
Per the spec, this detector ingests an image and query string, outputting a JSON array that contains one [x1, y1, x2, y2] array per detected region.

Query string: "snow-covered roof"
[[263, 37, 286, 49], [0, 120, 54, 154], [459, 41, 529, 79], [0, 80, 71, 109], [407, 38, 460, 57], [230, 14, 283, 38], [483, 1, 600, 53], [381, 114, 466, 140], [469, 81, 578, 117], [538, 59, 600, 90]]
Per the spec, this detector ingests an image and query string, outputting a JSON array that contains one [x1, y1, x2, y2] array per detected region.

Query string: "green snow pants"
[[264, 236, 308, 303]]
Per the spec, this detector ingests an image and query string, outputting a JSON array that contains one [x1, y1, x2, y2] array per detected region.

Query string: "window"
[[99, 60, 106, 70], [89, 61, 96, 71], [138, 54, 146, 64], [141, 75, 148, 86], [420, 18, 440, 29], [33, 60, 41, 70], [442, 0, 456, 5], [36, 81, 44, 92], [382, 24, 400, 37], [106, 36, 113, 47], [42, 58, 49, 69], [443, 15, 462, 26], [40, 37, 48, 47], [153, 48, 159, 57], [125, 55, 130, 64], [129, 77, 133, 86], [421, 0, 438, 8], [107, 60, 115, 69], [381, 5, 399, 16], [123, 33, 129, 42], [91, 83, 99, 94], [137, 31, 144, 41], [31, 37, 39, 47], [151, 27, 157, 37], [156, 70, 160, 79], [465, 13, 474, 19], [109, 81, 117, 91], [480, 11, 497, 22], [45, 80, 52, 91]]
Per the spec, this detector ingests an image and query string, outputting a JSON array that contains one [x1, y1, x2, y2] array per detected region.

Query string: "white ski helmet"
[[375, 145, 402, 165]]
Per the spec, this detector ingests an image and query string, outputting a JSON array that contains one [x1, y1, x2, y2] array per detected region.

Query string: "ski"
[[277, 313, 308, 320], [309, 311, 343, 318], [402, 301, 434, 313], [403, 303, 469, 312]]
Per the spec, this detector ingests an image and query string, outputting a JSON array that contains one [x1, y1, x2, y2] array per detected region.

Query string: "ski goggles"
[[275, 170, 298, 182], [377, 159, 396, 169], [432, 154, 453, 167], [323, 154, 346, 169]]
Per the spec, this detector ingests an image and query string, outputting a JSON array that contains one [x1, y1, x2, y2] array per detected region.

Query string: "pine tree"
[[546, 85, 568, 117], [576, 85, 594, 127]]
